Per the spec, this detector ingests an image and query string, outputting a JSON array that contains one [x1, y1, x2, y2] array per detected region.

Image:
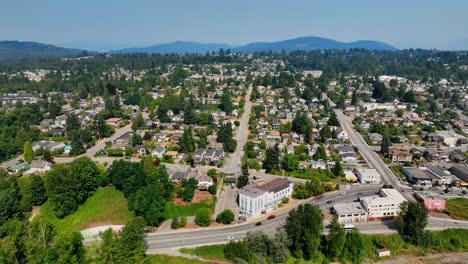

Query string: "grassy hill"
[[36, 187, 134, 234]]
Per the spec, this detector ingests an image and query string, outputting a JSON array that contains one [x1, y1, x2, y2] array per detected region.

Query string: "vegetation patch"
[[445, 198, 468, 220], [146, 254, 208, 264], [36, 187, 134, 234], [164, 197, 215, 219], [180, 244, 227, 261]]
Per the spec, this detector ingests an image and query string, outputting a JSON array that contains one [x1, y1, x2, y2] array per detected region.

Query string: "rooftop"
[[334, 202, 367, 215]]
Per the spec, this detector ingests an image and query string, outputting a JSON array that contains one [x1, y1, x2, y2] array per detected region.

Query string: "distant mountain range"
[[0, 36, 398, 60], [0, 41, 88, 61], [111, 36, 397, 54]]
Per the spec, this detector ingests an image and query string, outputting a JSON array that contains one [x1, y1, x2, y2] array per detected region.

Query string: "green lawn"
[[445, 198, 468, 220], [163, 198, 215, 219], [201, 104, 221, 111], [36, 187, 134, 234], [146, 254, 208, 264], [180, 244, 227, 261]]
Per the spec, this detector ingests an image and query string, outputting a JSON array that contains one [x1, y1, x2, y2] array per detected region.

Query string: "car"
[[325, 224, 331, 228], [326, 200, 333, 204], [340, 192, 345, 195], [356, 192, 362, 196], [226, 235, 234, 240], [255, 221, 262, 226], [267, 215, 276, 220]]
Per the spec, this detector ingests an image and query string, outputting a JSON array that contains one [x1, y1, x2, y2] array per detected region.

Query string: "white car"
[[226, 235, 234, 240]]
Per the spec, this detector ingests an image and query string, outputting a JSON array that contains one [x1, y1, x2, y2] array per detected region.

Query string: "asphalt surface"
[[335, 109, 415, 202], [145, 184, 468, 253]]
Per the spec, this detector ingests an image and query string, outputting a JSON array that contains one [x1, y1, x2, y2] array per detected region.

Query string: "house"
[[335, 145, 355, 155], [238, 178, 293, 218], [32, 140, 66, 152], [345, 170, 358, 182], [193, 148, 206, 163], [402, 167, 433, 188], [414, 191, 446, 211], [134, 145, 146, 155], [151, 145, 166, 158], [271, 119, 280, 130], [333, 202, 368, 223], [368, 133, 383, 144], [341, 153, 357, 163], [355, 168, 381, 184], [335, 127, 348, 141], [196, 175, 214, 190], [24, 159, 52, 175], [8, 162, 30, 174], [389, 149, 412, 164], [106, 117, 123, 127], [310, 160, 327, 169], [64, 145, 72, 154], [170, 169, 188, 184], [361, 189, 406, 220]]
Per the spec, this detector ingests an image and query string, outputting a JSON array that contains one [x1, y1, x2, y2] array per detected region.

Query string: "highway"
[[145, 183, 468, 253], [334, 109, 414, 201]]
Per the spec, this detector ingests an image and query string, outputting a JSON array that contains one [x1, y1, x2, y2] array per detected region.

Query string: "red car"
[[267, 215, 276, 220]]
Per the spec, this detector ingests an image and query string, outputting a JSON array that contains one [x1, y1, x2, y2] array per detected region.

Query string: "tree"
[[217, 122, 236, 152], [23, 141, 34, 163], [194, 208, 211, 227], [263, 144, 280, 173], [237, 156, 249, 188], [333, 159, 344, 177], [341, 229, 364, 264], [325, 217, 346, 261], [284, 204, 323, 259], [282, 153, 299, 171], [113, 217, 147, 263], [397, 201, 429, 246], [183, 98, 197, 125], [327, 112, 340, 126], [131, 114, 145, 131], [53, 232, 87, 264], [27, 175, 47, 206], [180, 127, 195, 153], [171, 217, 180, 229], [224, 241, 253, 263], [259, 140, 266, 149], [219, 89, 233, 114], [43, 149, 53, 162], [216, 209, 235, 224], [65, 113, 80, 138], [381, 124, 391, 156]]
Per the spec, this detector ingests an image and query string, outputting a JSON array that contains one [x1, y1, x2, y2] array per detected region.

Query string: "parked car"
[[255, 221, 262, 226], [267, 214, 276, 220], [326, 200, 333, 204]]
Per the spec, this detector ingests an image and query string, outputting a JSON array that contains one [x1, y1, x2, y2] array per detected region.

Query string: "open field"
[[445, 198, 468, 220], [164, 198, 215, 219], [36, 187, 134, 234], [180, 244, 227, 262]]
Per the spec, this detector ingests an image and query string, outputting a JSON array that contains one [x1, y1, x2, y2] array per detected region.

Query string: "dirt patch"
[[29, 207, 40, 222], [173, 190, 213, 206]]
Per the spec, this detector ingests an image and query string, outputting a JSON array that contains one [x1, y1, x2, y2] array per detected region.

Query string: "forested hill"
[[111, 36, 397, 54], [0, 41, 90, 61]]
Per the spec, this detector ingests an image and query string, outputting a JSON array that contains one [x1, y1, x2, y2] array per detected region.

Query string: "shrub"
[[195, 208, 212, 227], [208, 185, 217, 195], [179, 216, 187, 227], [171, 217, 180, 229], [216, 209, 235, 224]]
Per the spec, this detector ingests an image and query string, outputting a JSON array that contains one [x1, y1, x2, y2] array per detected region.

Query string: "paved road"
[[215, 84, 253, 215], [335, 109, 414, 201], [145, 184, 468, 253]]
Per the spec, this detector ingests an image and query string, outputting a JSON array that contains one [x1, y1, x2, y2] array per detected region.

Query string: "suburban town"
[[1, 1, 468, 264]]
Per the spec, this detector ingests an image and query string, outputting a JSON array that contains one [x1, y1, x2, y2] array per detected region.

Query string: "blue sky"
[[1, 0, 467, 51]]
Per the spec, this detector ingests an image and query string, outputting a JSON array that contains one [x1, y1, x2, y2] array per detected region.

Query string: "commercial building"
[[449, 165, 468, 186], [361, 189, 406, 220], [239, 178, 293, 218], [402, 167, 433, 188], [414, 191, 446, 211], [355, 168, 381, 184], [423, 165, 453, 185], [333, 202, 368, 223]]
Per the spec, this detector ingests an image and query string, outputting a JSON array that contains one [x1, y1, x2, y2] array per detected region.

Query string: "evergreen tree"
[[156, 103, 171, 123], [220, 89, 233, 114], [327, 112, 340, 126], [180, 128, 195, 153], [397, 201, 429, 246], [325, 217, 346, 261], [65, 113, 80, 138], [263, 144, 280, 173], [237, 156, 249, 188], [23, 141, 34, 163], [381, 124, 391, 156], [183, 97, 197, 125]]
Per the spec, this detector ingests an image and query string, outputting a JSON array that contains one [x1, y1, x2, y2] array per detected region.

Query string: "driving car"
[[267, 215, 276, 220], [326, 200, 333, 204], [255, 221, 262, 226], [226, 235, 234, 240]]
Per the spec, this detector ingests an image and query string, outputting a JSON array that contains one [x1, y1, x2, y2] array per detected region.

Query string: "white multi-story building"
[[361, 189, 406, 220], [355, 168, 381, 184], [239, 178, 293, 218]]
